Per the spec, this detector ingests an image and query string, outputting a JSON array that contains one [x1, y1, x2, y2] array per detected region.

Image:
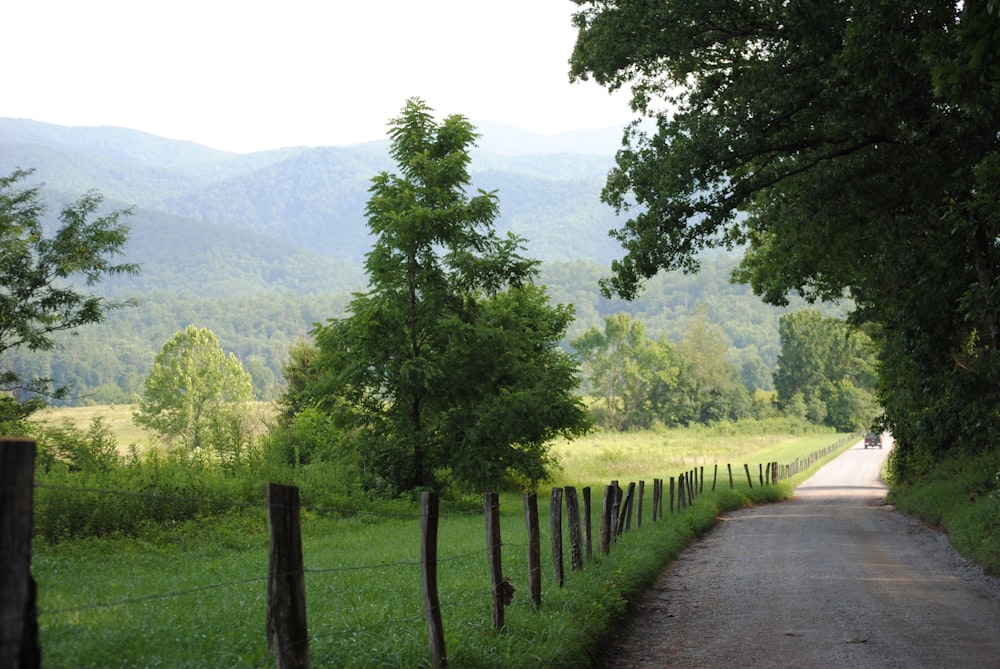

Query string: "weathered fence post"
[[600, 485, 614, 556], [523, 492, 542, 608], [565, 487, 583, 571], [669, 477, 675, 514], [699, 467, 704, 494], [636, 481, 645, 528], [582, 487, 593, 559], [712, 464, 718, 491], [617, 482, 635, 535], [550, 488, 565, 588], [484, 492, 506, 631], [677, 474, 686, 511], [728, 463, 734, 489], [610, 481, 621, 544], [744, 464, 753, 488], [420, 492, 447, 668], [1, 438, 39, 669], [267, 483, 310, 669]]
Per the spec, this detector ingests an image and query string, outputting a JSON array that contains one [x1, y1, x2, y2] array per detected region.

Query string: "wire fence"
[[1, 434, 857, 668]]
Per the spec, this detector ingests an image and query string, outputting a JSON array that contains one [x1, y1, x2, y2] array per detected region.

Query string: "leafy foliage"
[[134, 325, 254, 450], [572, 313, 681, 430], [773, 310, 878, 431], [570, 0, 1000, 481], [290, 99, 590, 493], [0, 168, 136, 424]]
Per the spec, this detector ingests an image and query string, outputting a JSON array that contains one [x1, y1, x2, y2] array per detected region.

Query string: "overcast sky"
[[3, 0, 633, 153]]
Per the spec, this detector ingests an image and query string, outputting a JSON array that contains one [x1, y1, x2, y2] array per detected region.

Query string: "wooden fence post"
[[1, 438, 39, 669], [565, 487, 583, 571], [267, 483, 310, 669], [420, 492, 447, 668], [636, 481, 645, 528], [616, 482, 635, 535], [712, 464, 718, 491], [523, 493, 542, 608], [582, 487, 593, 560], [669, 477, 675, 514], [609, 481, 621, 544], [744, 464, 753, 488], [484, 493, 506, 631], [550, 488, 565, 588], [600, 485, 614, 556], [728, 463, 734, 489]]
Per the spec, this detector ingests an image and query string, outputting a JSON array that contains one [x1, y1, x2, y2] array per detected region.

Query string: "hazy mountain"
[[1, 118, 628, 291]]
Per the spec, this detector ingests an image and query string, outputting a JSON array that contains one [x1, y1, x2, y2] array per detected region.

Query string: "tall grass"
[[29, 410, 851, 667], [889, 448, 1000, 574]]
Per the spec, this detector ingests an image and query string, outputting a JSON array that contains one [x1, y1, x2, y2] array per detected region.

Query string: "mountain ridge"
[[0, 117, 629, 292]]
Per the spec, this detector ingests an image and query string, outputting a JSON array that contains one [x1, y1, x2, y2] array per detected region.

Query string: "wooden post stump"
[[267, 483, 309, 669]]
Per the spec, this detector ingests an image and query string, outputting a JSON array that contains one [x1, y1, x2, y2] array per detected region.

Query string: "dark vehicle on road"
[[864, 431, 883, 449]]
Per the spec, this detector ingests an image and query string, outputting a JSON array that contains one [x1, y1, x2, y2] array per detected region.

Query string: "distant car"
[[864, 431, 882, 449]]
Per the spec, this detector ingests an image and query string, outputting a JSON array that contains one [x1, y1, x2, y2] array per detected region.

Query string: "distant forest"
[[0, 118, 843, 405], [9, 254, 841, 405]]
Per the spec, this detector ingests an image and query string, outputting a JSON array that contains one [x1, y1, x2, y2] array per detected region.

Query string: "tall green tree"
[[293, 99, 589, 492], [673, 309, 751, 425], [0, 168, 136, 426], [570, 1, 1000, 478], [134, 325, 254, 450], [774, 310, 878, 431], [572, 313, 680, 430]]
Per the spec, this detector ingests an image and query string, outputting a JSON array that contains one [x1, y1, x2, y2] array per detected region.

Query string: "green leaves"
[[290, 99, 590, 492], [774, 310, 878, 431], [571, 0, 1000, 479], [0, 168, 137, 421], [134, 326, 254, 450]]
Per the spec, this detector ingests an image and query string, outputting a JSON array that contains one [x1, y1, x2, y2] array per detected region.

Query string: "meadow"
[[28, 409, 852, 667]]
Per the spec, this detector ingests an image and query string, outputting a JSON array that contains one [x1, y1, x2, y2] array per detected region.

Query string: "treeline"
[[574, 308, 877, 432], [6, 254, 845, 409]]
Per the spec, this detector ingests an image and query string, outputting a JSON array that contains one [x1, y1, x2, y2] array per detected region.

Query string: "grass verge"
[[888, 449, 1000, 575], [32, 427, 852, 668]]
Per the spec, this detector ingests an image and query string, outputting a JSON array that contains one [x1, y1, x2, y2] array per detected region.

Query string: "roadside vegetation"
[[887, 449, 1000, 575], [29, 414, 848, 668]]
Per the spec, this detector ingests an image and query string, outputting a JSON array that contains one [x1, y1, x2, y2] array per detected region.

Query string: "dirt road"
[[599, 438, 1000, 668]]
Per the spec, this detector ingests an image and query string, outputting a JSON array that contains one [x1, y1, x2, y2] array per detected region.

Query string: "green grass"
[[31, 419, 853, 668], [35, 403, 155, 451], [888, 449, 1000, 575], [33, 402, 277, 453]]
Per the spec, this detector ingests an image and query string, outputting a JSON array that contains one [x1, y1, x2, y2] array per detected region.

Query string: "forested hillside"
[[0, 118, 834, 405]]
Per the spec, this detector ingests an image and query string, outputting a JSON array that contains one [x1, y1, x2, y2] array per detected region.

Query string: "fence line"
[[2, 434, 859, 668]]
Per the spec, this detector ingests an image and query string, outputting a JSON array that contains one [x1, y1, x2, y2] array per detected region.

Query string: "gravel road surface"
[[599, 438, 1000, 668]]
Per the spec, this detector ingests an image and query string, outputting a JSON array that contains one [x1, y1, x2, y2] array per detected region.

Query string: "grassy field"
[[30, 411, 853, 667], [33, 402, 276, 452], [34, 403, 155, 450]]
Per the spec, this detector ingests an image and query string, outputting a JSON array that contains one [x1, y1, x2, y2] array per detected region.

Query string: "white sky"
[[2, 0, 634, 153]]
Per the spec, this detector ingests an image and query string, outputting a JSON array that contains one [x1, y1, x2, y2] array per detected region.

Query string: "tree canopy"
[[774, 310, 879, 431], [570, 1, 1000, 479], [0, 168, 136, 425], [289, 99, 590, 493], [134, 325, 254, 450], [572, 313, 681, 430]]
